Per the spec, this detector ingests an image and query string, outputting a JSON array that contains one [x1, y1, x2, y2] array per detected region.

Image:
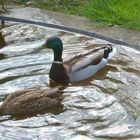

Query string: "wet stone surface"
[[0, 22, 140, 140]]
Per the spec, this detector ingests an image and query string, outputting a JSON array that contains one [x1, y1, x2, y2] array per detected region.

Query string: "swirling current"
[[0, 22, 140, 140]]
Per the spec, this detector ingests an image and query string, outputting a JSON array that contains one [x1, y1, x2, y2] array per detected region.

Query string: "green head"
[[43, 37, 63, 62]]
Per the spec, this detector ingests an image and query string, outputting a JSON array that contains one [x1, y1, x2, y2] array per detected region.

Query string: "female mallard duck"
[[0, 86, 63, 116], [43, 36, 117, 84]]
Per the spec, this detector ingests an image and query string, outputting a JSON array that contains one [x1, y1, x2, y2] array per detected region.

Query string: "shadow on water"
[[0, 22, 140, 140]]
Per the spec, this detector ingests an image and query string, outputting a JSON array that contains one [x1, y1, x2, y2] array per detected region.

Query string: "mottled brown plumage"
[[0, 87, 63, 115]]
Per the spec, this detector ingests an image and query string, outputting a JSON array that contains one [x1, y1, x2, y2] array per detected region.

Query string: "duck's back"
[[64, 45, 116, 82], [0, 88, 62, 115], [64, 48, 106, 82]]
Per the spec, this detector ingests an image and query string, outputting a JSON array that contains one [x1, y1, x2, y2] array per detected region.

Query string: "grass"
[[11, 0, 140, 31], [82, 0, 140, 30]]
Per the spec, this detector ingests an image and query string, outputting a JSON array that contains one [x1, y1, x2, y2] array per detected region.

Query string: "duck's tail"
[[103, 45, 117, 60]]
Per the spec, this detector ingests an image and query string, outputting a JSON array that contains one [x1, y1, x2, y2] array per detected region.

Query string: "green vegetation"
[[82, 0, 140, 31], [12, 0, 140, 31]]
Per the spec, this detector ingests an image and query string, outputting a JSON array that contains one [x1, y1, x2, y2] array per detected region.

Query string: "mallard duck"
[[43, 36, 117, 84], [0, 86, 63, 116]]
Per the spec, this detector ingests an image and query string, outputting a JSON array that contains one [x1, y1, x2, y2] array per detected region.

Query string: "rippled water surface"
[[0, 23, 140, 140]]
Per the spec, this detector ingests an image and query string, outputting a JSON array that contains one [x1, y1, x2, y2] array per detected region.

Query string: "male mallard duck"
[[0, 86, 63, 116], [43, 36, 116, 84]]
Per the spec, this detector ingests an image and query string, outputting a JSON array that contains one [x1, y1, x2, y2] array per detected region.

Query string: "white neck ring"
[[53, 61, 63, 64]]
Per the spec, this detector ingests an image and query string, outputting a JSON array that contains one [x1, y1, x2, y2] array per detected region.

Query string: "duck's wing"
[[3, 86, 62, 104], [2, 88, 38, 103], [0, 88, 62, 115], [63, 45, 116, 82], [64, 48, 104, 73]]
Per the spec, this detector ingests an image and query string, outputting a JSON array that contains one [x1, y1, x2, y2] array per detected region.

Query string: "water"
[[0, 23, 140, 140]]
